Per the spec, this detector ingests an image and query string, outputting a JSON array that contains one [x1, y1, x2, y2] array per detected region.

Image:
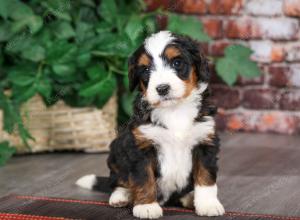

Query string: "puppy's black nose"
[[156, 84, 170, 96]]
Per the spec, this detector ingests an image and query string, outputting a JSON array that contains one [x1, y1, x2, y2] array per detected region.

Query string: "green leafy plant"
[[0, 0, 260, 165], [0, 141, 15, 166], [216, 45, 260, 85]]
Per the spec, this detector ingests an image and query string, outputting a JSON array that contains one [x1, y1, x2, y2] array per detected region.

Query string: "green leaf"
[[239, 61, 261, 78], [121, 92, 135, 116], [7, 65, 36, 86], [21, 44, 45, 62], [215, 45, 261, 86], [95, 76, 117, 108], [10, 16, 43, 34], [167, 14, 211, 42], [216, 58, 238, 86], [144, 17, 156, 35], [41, 0, 71, 21], [52, 63, 76, 76], [37, 77, 52, 99], [125, 15, 144, 43], [9, 75, 35, 87], [79, 75, 116, 98], [9, 1, 34, 20], [5, 34, 34, 53], [12, 85, 36, 103], [95, 22, 112, 34], [224, 45, 252, 58], [0, 0, 12, 19], [52, 21, 75, 39], [0, 141, 15, 166], [46, 40, 77, 64], [86, 64, 106, 80], [0, 21, 14, 42], [95, 35, 134, 58], [98, 0, 117, 24], [75, 22, 95, 42], [77, 52, 91, 68]]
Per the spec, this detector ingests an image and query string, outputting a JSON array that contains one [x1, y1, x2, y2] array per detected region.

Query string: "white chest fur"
[[138, 95, 215, 203]]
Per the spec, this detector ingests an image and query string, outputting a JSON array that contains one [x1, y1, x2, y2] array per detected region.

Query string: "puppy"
[[76, 31, 225, 219]]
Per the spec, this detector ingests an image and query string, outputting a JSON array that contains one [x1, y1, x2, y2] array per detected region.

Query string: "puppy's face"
[[129, 31, 209, 107]]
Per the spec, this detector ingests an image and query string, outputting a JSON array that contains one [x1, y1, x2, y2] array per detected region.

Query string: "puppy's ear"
[[128, 55, 138, 92], [175, 36, 210, 82], [128, 45, 145, 92]]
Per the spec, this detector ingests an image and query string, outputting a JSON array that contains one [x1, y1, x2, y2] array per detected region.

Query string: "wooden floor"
[[1, 132, 300, 217]]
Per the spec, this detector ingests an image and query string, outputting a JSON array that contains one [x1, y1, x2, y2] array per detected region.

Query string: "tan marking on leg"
[[130, 164, 157, 205], [193, 160, 215, 186]]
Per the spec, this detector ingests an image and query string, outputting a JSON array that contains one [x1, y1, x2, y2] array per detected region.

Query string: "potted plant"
[[0, 0, 260, 165]]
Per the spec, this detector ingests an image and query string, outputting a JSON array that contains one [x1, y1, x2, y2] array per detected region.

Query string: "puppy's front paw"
[[133, 202, 163, 219], [195, 198, 225, 217], [109, 187, 131, 207]]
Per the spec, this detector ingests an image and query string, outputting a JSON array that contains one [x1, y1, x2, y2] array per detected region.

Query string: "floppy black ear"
[[174, 36, 210, 82], [128, 55, 138, 92], [128, 45, 145, 92]]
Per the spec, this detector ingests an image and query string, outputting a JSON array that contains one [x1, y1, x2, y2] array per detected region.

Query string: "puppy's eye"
[[143, 67, 150, 73], [138, 66, 150, 75], [171, 58, 184, 70]]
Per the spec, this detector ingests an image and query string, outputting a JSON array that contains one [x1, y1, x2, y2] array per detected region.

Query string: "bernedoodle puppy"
[[77, 31, 225, 219]]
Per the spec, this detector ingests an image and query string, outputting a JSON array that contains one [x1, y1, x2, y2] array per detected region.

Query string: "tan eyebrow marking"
[[138, 53, 151, 66], [164, 46, 181, 60]]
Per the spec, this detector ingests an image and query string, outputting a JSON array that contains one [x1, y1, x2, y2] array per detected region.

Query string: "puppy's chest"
[[152, 106, 197, 197]]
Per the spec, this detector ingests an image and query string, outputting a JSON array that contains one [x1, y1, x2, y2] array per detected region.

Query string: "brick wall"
[[146, 0, 300, 134]]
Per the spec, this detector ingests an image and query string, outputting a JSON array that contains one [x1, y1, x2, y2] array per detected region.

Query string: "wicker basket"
[[0, 95, 117, 153]]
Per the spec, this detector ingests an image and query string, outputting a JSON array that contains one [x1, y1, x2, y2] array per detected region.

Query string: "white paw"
[[75, 174, 96, 190], [109, 187, 131, 207], [195, 198, 225, 217], [133, 202, 163, 219]]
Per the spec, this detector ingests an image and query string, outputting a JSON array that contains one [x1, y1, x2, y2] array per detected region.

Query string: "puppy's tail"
[[76, 175, 112, 193]]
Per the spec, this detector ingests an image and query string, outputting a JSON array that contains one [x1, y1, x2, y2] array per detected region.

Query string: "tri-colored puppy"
[[76, 31, 225, 219]]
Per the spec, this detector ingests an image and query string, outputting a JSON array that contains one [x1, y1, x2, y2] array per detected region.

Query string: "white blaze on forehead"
[[143, 31, 183, 105], [144, 31, 175, 58]]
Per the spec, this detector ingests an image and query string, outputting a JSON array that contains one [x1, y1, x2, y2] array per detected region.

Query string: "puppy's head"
[[128, 31, 209, 107]]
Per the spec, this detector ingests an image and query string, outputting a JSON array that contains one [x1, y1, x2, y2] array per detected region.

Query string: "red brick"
[[271, 46, 286, 62], [286, 43, 300, 62], [156, 15, 168, 29], [269, 66, 290, 87], [202, 18, 223, 39], [225, 18, 299, 40], [208, 0, 243, 14], [216, 110, 300, 134], [250, 41, 286, 63], [145, 0, 170, 11], [225, 19, 261, 39], [171, 0, 206, 14], [209, 41, 229, 56], [280, 90, 300, 111], [243, 88, 278, 109], [290, 65, 300, 87], [237, 75, 265, 86], [245, 0, 283, 16], [283, 0, 300, 17], [211, 85, 240, 109], [199, 42, 209, 55]]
